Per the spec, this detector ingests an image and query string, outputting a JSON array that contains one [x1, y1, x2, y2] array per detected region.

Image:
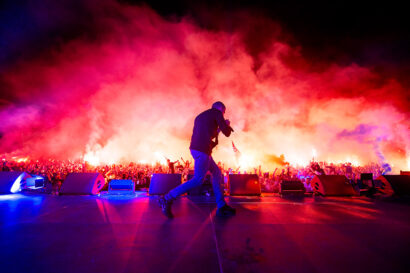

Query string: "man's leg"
[[209, 157, 236, 216], [208, 157, 227, 209], [166, 150, 209, 200]]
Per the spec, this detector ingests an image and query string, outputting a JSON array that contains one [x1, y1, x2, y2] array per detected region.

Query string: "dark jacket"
[[189, 108, 233, 155]]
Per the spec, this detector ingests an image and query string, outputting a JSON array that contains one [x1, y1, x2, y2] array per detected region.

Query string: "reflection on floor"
[[1, 192, 409, 273]]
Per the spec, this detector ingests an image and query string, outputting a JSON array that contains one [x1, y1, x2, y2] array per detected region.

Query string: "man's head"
[[212, 101, 226, 115]]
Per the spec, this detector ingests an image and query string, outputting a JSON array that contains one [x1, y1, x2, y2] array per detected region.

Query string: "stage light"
[[0, 172, 33, 194], [10, 173, 25, 193], [25, 175, 45, 190]]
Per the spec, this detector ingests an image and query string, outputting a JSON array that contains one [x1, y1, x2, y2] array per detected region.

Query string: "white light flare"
[[312, 147, 317, 160], [84, 151, 100, 166], [154, 151, 167, 165]]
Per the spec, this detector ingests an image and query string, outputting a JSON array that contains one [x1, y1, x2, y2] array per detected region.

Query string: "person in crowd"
[[166, 158, 179, 174]]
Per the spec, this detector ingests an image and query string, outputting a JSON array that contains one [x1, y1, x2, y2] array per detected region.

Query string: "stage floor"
[[1, 192, 409, 273]]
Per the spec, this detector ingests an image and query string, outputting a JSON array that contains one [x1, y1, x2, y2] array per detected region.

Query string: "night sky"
[[145, 1, 409, 63], [2, 1, 409, 71]]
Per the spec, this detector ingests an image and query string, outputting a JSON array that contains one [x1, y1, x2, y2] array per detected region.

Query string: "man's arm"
[[211, 135, 219, 148], [215, 111, 233, 137]]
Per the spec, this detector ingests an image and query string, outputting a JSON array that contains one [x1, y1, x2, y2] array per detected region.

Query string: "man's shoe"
[[216, 204, 236, 217], [158, 196, 174, 218]]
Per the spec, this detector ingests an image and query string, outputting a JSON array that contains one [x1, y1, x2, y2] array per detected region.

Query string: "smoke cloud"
[[0, 0, 409, 171]]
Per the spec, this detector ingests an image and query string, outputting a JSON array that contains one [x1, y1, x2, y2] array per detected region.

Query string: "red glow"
[[0, 1, 408, 171]]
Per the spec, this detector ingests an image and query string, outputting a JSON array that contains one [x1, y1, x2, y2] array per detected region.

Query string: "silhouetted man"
[[158, 101, 236, 217]]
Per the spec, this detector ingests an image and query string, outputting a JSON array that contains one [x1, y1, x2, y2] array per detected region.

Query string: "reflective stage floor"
[[1, 192, 409, 273]]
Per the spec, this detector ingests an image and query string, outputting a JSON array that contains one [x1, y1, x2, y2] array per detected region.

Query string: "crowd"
[[256, 161, 386, 193], [1, 155, 387, 194], [1, 157, 165, 193]]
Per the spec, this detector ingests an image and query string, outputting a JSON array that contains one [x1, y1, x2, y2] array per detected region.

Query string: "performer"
[[158, 101, 236, 218]]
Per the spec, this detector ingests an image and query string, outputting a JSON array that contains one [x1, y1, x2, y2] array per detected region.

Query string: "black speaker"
[[360, 173, 373, 180], [229, 174, 261, 196], [280, 180, 305, 196], [376, 175, 410, 197], [59, 173, 105, 195], [311, 175, 356, 196], [148, 173, 181, 195]]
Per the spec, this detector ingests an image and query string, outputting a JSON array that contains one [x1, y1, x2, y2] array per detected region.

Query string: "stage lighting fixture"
[[25, 175, 45, 190], [0, 172, 31, 194]]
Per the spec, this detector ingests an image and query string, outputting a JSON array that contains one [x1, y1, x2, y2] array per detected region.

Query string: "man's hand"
[[225, 119, 234, 132], [216, 113, 233, 136]]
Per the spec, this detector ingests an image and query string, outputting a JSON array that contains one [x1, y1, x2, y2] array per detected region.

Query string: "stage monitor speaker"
[[311, 175, 356, 196], [59, 173, 105, 195], [280, 180, 305, 196], [229, 174, 261, 196], [148, 173, 181, 195], [376, 175, 410, 197], [0, 172, 31, 194]]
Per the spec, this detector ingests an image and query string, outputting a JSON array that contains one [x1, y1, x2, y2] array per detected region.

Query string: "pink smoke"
[[0, 1, 409, 171]]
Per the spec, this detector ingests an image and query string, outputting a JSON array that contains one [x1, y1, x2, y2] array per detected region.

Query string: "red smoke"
[[0, 1, 409, 171]]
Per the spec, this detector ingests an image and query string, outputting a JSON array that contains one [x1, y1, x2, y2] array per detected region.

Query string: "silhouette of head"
[[212, 101, 226, 115]]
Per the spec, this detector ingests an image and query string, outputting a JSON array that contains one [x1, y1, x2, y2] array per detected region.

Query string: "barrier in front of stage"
[[311, 175, 356, 196], [229, 174, 261, 196], [148, 173, 181, 195], [59, 173, 105, 195]]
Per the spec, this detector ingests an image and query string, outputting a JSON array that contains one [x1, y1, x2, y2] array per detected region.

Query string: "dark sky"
[[0, 0, 409, 81], [134, 1, 410, 64]]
